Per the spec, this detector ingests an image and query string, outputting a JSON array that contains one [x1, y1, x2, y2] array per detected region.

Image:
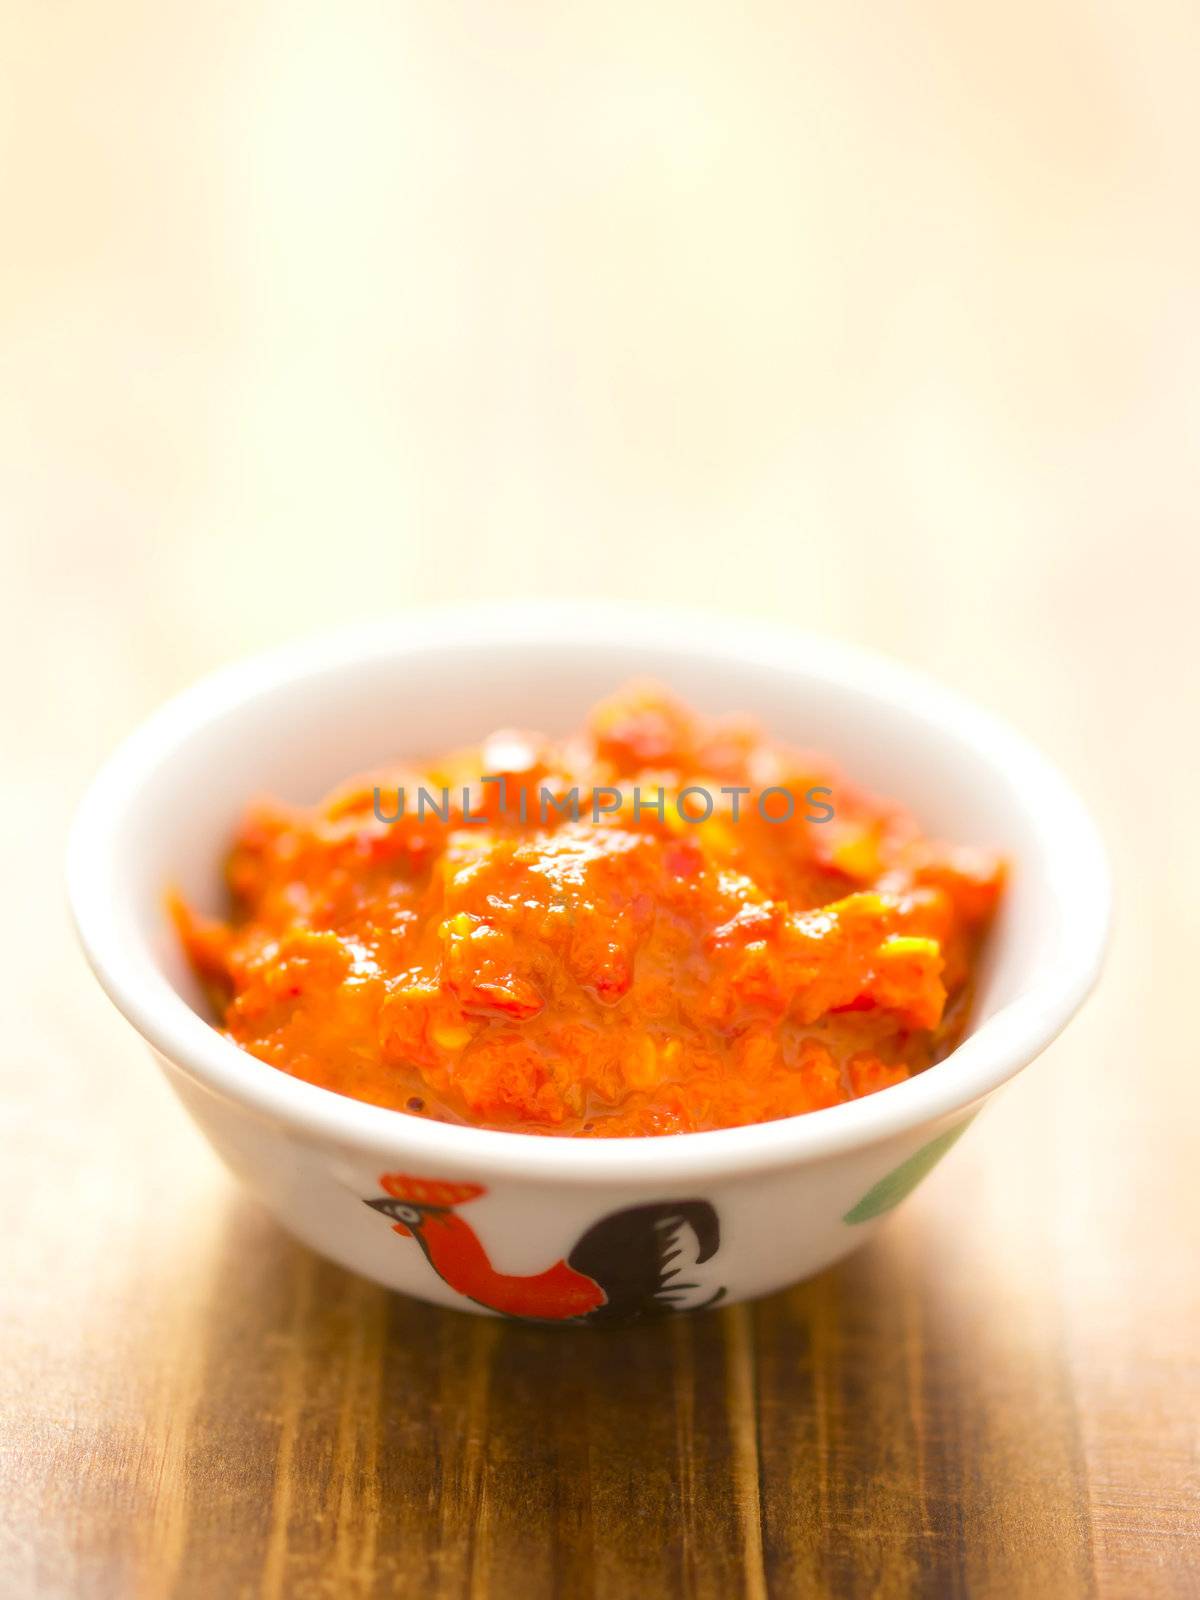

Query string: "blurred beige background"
[[2, 3, 1198, 1595]]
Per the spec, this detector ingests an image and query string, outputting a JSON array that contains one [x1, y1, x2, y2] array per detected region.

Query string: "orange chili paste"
[[176, 685, 1003, 1137]]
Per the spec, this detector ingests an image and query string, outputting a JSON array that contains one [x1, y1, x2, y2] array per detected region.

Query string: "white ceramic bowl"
[[67, 605, 1109, 1325]]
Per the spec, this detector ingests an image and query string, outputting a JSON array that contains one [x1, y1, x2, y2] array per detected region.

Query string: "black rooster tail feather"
[[567, 1200, 723, 1326], [670, 1200, 720, 1264], [692, 1285, 727, 1312]]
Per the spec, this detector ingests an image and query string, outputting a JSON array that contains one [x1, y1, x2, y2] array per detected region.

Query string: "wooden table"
[[2, 2, 1197, 1594]]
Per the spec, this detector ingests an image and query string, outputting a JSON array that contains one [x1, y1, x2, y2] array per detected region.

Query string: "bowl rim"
[[66, 602, 1111, 1184]]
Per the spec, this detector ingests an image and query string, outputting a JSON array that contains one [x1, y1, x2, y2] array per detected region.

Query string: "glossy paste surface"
[[177, 686, 1003, 1136]]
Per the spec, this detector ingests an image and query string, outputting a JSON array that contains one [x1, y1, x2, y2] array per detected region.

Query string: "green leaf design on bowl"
[[842, 1117, 974, 1225]]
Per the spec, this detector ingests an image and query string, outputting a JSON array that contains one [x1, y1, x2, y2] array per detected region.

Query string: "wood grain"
[[2, 0, 1198, 1594]]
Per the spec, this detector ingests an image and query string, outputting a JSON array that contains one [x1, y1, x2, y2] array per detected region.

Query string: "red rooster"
[[365, 1174, 725, 1325]]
